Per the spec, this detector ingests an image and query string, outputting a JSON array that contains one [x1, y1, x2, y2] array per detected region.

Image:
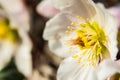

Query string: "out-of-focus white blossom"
[[0, 11, 32, 78]]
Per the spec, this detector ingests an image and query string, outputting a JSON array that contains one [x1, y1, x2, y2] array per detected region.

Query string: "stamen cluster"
[[66, 16, 107, 66]]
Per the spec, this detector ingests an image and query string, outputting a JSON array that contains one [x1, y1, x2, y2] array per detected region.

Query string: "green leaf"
[[0, 59, 24, 80]]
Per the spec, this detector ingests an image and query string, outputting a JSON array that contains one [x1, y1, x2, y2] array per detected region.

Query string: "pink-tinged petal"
[[36, 0, 60, 18], [15, 29, 32, 77], [107, 5, 120, 28], [52, 0, 96, 19], [0, 0, 30, 31], [97, 59, 120, 80], [108, 5, 120, 20], [57, 57, 97, 80]]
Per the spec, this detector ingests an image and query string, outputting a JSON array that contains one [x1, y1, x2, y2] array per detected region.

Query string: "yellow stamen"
[[0, 25, 9, 39], [0, 20, 19, 43], [65, 16, 107, 66], [71, 22, 76, 26], [72, 54, 79, 59], [67, 26, 71, 29], [77, 16, 84, 21], [65, 30, 69, 36]]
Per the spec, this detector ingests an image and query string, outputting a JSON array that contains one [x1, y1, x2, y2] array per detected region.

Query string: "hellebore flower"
[[0, 19, 32, 77], [43, 0, 118, 59], [43, 0, 118, 80]]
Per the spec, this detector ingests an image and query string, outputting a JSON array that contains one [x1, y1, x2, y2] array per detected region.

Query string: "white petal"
[[43, 13, 76, 57], [15, 30, 32, 77], [0, 0, 30, 31], [43, 0, 100, 40], [43, 12, 72, 40], [105, 16, 118, 60], [0, 0, 25, 13], [44, 12, 81, 57], [57, 57, 97, 80], [108, 5, 120, 28], [97, 59, 120, 80], [94, 4, 118, 60], [52, 0, 96, 19], [48, 36, 82, 57], [48, 39, 70, 57], [0, 42, 16, 70]]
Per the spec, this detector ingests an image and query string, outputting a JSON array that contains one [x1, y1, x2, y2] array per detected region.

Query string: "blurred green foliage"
[[0, 59, 24, 80]]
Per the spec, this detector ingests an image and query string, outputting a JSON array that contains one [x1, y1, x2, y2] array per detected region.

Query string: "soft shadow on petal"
[[43, 12, 72, 40], [48, 36, 81, 57], [0, 9, 8, 18], [43, 12, 80, 57], [97, 59, 120, 80], [57, 57, 97, 80], [52, 0, 96, 19], [14, 30, 32, 77], [104, 15, 118, 60], [48, 39, 71, 57]]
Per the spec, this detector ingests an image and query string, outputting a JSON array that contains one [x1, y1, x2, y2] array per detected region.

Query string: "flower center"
[[0, 20, 19, 43], [66, 16, 107, 66]]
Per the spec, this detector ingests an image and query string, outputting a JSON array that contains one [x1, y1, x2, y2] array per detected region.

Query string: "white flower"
[[0, 19, 32, 78], [43, 0, 119, 80], [43, 0, 118, 59]]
